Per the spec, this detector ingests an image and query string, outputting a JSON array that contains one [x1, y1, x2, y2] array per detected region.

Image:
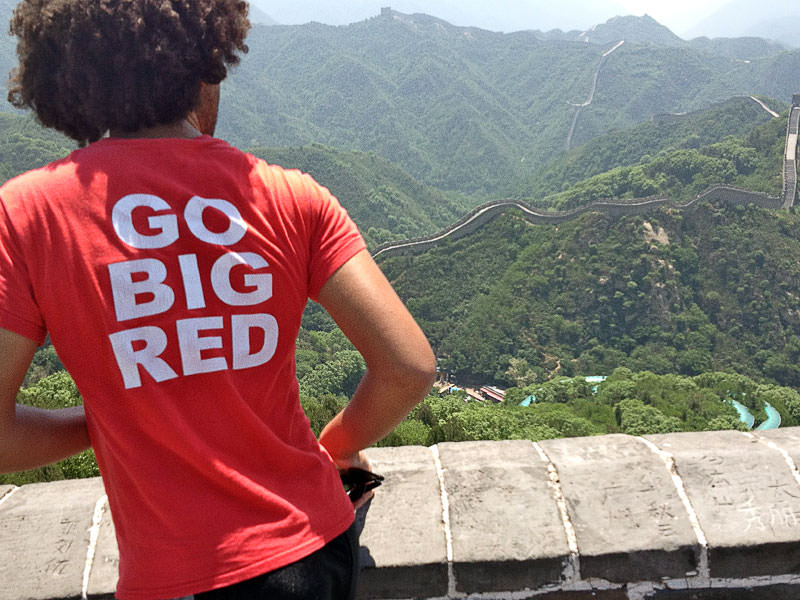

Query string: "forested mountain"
[[218, 10, 800, 195], [369, 103, 799, 389], [379, 201, 800, 390], [686, 37, 788, 61], [0, 111, 465, 248], [516, 96, 784, 201], [571, 15, 683, 46], [0, 113, 74, 181], [536, 108, 787, 209], [0, 5, 796, 199], [533, 18, 787, 59]]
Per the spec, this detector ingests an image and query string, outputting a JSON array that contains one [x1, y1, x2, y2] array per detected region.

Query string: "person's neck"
[[109, 119, 203, 140]]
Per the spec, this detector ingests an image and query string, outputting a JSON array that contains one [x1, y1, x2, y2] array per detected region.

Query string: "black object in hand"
[[340, 467, 384, 502]]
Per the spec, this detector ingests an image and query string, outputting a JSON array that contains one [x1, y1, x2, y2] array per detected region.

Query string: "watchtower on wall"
[[381, 7, 392, 17], [793, 93, 800, 107]]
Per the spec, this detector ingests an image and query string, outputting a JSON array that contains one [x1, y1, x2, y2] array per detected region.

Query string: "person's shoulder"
[[0, 149, 82, 198]]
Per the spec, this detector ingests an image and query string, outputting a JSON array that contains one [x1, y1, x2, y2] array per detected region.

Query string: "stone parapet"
[[2, 429, 800, 599], [371, 186, 783, 261]]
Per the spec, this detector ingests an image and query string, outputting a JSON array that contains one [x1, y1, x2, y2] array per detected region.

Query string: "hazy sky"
[[617, 0, 729, 34], [253, 0, 798, 42]]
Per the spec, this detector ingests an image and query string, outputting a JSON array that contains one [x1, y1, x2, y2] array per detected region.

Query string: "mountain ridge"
[[250, 0, 628, 32], [218, 11, 800, 195]]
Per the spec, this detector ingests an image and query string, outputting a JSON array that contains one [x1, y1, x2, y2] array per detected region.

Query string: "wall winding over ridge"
[[3, 429, 800, 600], [372, 186, 782, 260], [373, 105, 800, 261]]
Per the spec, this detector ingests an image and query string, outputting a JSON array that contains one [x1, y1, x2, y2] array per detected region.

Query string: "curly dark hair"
[[8, 0, 250, 144]]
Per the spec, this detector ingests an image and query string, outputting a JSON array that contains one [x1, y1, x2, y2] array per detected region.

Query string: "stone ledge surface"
[[438, 440, 570, 594], [646, 430, 800, 578], [1, 429, 799, 600], [0, 478, 106, 600], [0, 485, 15, 498], [539, 434, 699, 582], [356, 445, 447, 599]]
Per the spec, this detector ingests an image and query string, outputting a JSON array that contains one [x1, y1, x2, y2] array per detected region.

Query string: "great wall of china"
[[374, 102, 800, 261], [4, 429, 800, 600]]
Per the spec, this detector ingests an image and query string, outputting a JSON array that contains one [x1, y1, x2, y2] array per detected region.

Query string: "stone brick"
[[5, 431, 800, 600], [757, 427, 800, 470], [539, 434, 700, 582], [0, 478, 106, 600], [86, 497, 118, 599], [437, 440, 570, 594], [647, 430, 800, 577], [356, 446, 447, 599]]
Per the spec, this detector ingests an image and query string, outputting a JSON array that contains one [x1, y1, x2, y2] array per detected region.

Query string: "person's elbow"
[[378, 343, 437, 405], [404, 347, 437, 398]]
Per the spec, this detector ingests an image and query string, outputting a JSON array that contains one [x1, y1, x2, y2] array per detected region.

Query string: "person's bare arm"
[[317, 250, 436, 467], [0, 328, 90, 473]]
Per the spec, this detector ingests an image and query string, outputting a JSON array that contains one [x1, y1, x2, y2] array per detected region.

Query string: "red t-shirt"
[[0, 136, 365, 599]]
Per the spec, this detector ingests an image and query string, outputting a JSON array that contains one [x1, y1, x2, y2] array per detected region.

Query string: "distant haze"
[[618, 0, 730, 36], [250, 0, 799, 45], [684, 0, 800, 45], [251, 0, 627, 32]]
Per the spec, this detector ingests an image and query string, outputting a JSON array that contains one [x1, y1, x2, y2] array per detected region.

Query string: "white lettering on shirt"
[[109, 258, 175, 321], [176, 316, 228, 376], [112, 194, 179, 249], [184, 196, 247, 246], [106, 193, 281, 389], [178, 254, 207, 310], [232, 313, 278, 370], [109, 326, 179, 389], [211, 252, 273, 306]]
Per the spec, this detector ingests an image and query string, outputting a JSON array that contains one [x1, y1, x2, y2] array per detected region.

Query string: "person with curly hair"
[[0, 1, 436, 599]]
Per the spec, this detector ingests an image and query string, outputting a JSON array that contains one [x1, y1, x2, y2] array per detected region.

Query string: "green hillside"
[[576, 15, 683, 46], [0, 114, 465, 248], [687, 36, 788, 60], [537, 111, 786, 209], [0, 113, 75, 183], [567, 43, 799, 147], [378, 201, 800, 391], [516, 96, 785, 200]]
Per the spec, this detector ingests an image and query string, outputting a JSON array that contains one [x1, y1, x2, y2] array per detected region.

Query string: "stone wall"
[[782, 107, 800, 209], [3, 429, 800, 600], [372, 185, 782, 260], [373, 104, 800, 261]]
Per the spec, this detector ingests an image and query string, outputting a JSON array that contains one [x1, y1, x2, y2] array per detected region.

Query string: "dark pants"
[[193, 523, 359, 600]]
